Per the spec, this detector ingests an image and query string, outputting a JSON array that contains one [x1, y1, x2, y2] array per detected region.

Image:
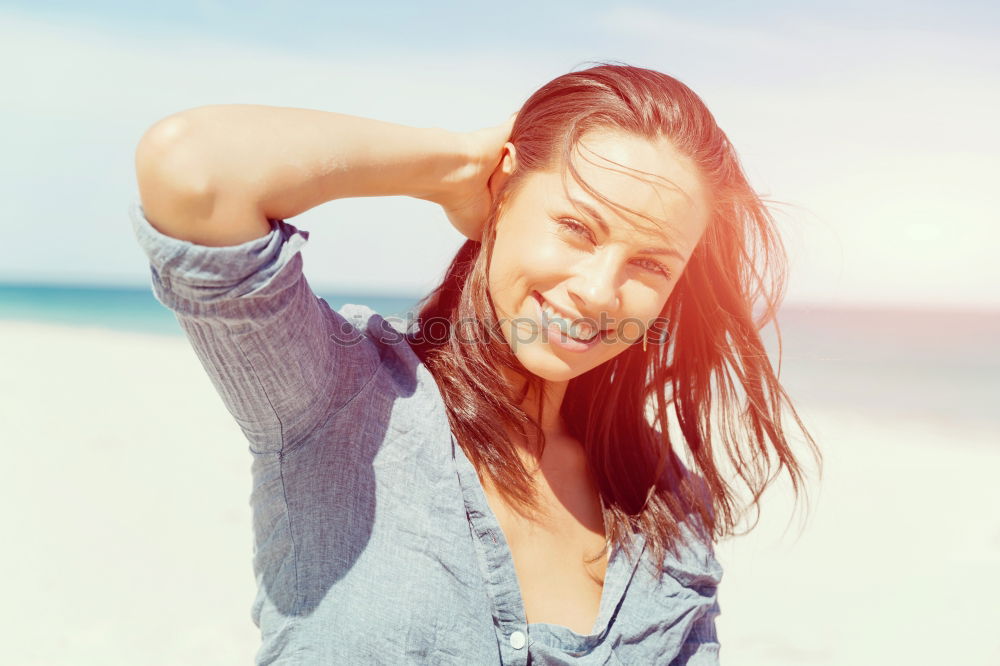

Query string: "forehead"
[[526, 129, 711, 254]]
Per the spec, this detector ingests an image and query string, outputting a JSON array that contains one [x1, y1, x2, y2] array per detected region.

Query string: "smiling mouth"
[[532, 291, 610, 343]]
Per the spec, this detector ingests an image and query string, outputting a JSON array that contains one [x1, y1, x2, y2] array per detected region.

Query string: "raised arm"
[[130, 104, 513, 453], [134, 104, 473, 246]]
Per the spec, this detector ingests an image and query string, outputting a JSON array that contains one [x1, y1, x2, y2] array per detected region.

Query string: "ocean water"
[[2, 281, 998, 434], [0, 281, 420, 337], [755, 305, 1000, 435]]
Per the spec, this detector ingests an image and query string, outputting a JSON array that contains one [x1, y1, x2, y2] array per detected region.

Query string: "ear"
[[487, 141, 518, 202]]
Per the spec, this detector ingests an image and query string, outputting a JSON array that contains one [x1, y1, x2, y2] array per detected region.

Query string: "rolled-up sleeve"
[[129, 200, 378, 455]]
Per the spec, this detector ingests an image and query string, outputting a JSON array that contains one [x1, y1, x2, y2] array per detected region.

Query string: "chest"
[[480, 461, 609, 635]]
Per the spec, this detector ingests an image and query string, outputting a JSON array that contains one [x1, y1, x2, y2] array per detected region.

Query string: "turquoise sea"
[[2, 281, 998, 434], [0, 281, 420, 337]]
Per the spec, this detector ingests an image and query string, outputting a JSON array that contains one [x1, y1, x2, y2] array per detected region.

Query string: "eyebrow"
[[568, 198, 688, 262]]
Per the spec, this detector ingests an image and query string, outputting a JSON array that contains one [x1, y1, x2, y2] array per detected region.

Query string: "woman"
[[131, 62, 821, 664]]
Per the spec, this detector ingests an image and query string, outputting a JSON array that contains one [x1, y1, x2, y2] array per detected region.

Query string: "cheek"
[[610, 291, 669, 344], [489, 228, 567, 296], [485, 245, 513, 305], [629, 280, 672, 318], [514, 234, 574, 286], [486, 245, 529, 315]]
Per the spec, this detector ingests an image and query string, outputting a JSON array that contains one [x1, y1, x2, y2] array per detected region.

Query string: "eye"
[[633, 257, 673, 280], [557, 217, 594, 242], [558, 217, 673, 280]]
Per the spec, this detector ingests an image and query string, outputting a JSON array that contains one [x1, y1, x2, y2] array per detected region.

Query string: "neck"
[[499, 365, 574, 459], [503, 365, 567, 427]]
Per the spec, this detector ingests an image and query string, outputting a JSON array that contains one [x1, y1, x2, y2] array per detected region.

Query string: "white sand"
[[715, 404, 1000, 665], [2, 320, 998, 665]]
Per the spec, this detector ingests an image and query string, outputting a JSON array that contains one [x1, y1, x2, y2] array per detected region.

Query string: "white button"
[[509, 630, 526, 649]]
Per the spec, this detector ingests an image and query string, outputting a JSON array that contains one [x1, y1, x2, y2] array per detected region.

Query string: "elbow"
[[135, 111, 215, 200], [134, 112, 220, 238]]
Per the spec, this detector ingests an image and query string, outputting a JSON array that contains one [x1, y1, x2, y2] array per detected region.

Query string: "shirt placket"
[[450, 433, 648, 663], [451, 434, 534, 664]]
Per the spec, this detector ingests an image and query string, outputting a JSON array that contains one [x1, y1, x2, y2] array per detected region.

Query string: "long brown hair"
[[408, 61, 822, 572]]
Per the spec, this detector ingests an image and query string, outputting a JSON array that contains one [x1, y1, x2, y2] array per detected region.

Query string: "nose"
[[567, 251, 622, 320]]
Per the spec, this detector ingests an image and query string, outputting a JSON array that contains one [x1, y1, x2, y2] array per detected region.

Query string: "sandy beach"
[[2, 319, 998, 665]]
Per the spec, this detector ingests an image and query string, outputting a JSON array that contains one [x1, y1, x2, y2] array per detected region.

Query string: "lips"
[[532, 291, 610, 343]]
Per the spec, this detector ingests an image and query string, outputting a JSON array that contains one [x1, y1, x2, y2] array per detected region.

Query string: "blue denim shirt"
[[129, 201, 723, 665]]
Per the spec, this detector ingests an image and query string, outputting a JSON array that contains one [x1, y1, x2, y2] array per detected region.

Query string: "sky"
[[0, 1, 997, 308]]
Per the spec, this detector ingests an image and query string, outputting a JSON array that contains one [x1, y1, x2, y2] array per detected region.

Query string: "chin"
[[511, 345, 589, 383]]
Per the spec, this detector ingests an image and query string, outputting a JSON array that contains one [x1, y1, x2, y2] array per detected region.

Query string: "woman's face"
[[487, 129, 711, 383]]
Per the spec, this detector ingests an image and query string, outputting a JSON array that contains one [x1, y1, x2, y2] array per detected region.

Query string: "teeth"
[[540, 298, 598, 342], [570, 321, 596, 340], [541, 304, 565, 332]]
